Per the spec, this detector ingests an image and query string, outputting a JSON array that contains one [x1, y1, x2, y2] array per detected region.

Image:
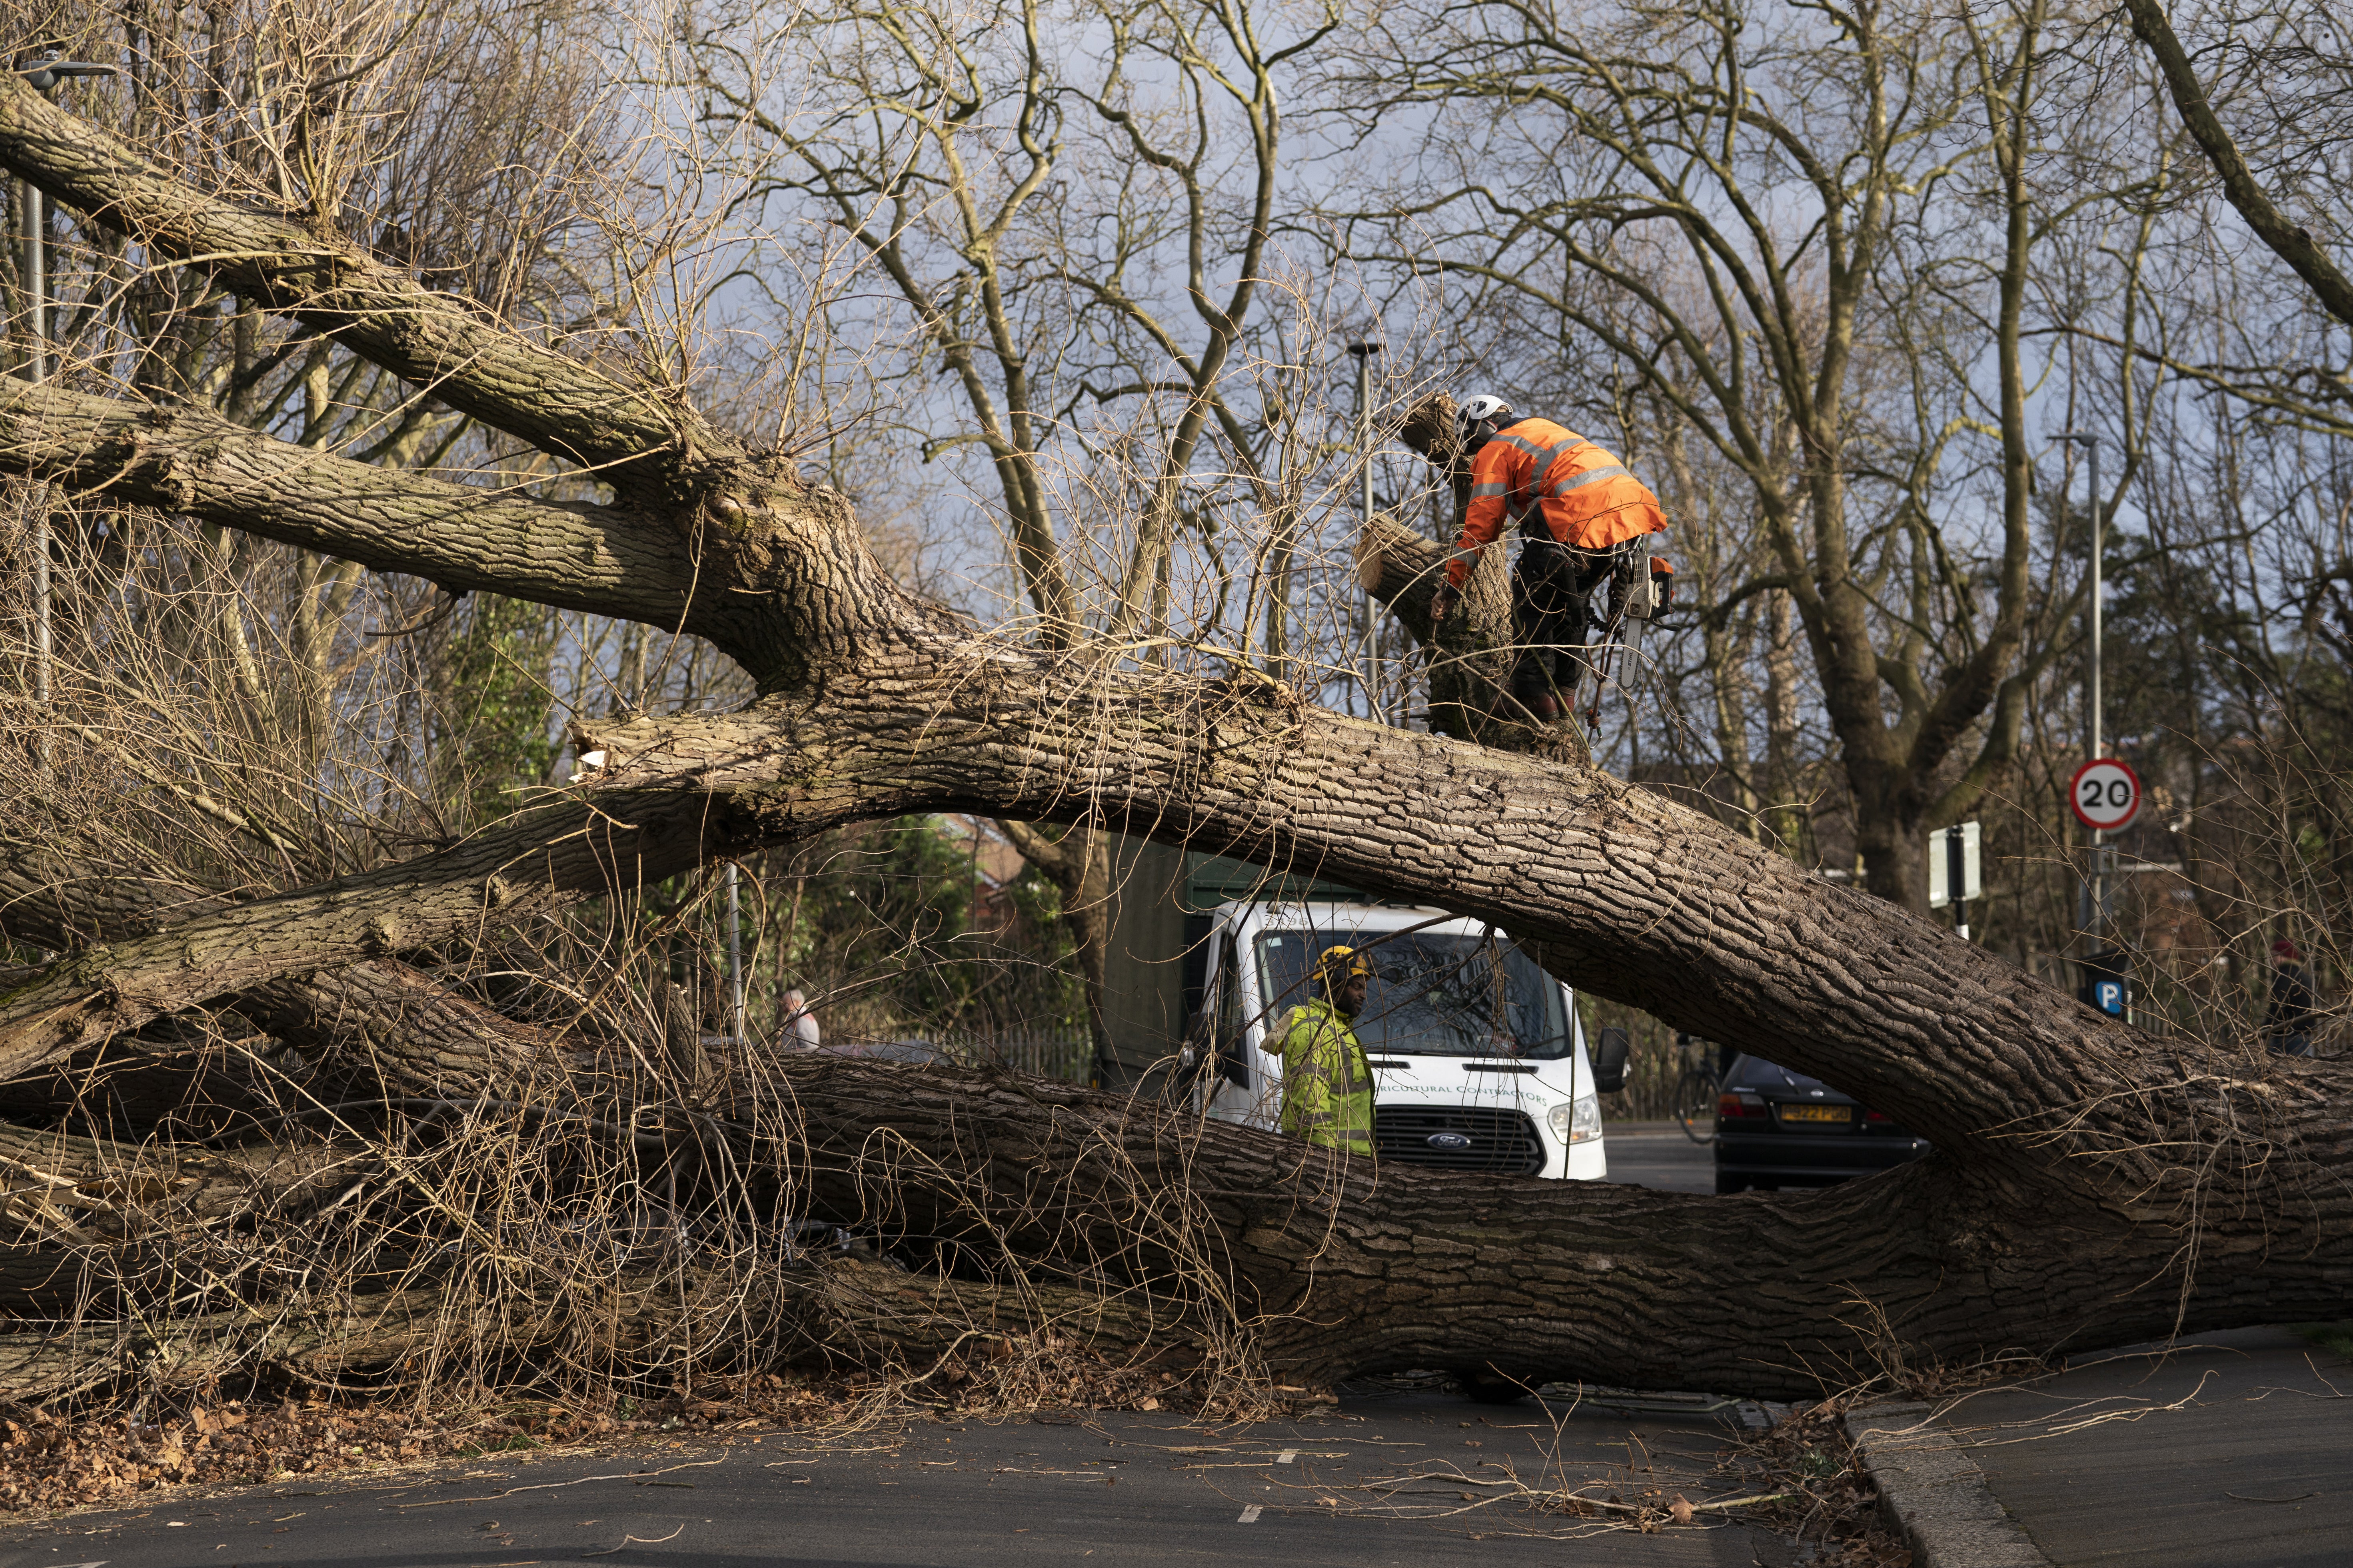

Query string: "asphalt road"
[[0, 1126, 1742, 1568], [0, 1396, 1784, 1568], [1598, 1122, 1716, 1194]]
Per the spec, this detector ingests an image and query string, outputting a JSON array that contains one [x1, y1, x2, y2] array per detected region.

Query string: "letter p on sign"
[[2069, 758, 2141, 833]]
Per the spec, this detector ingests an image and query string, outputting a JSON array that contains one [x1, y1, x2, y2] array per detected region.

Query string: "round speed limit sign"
[[2069, 758, 2142, 832]]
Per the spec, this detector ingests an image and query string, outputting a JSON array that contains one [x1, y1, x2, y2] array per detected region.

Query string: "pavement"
[[1864, 1325, 2353, 1568]]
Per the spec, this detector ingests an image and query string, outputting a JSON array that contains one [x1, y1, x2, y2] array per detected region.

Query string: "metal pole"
[[2088, 436, 2107, 951], [1346, 342, 1382, 722], [2061, 431, 2106, 962], [1947, 827, 1969, 943], [725, 862, 746, 1045], [2088, 437, 2101, 767]]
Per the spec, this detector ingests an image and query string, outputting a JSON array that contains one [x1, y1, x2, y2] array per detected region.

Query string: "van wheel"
[[1714, 1173, 1747, 1194], [1464, 1372, 1531, 1405]]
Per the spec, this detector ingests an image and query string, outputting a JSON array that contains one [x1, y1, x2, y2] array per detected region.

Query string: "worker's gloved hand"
[[1429, 585, 1457, 624]]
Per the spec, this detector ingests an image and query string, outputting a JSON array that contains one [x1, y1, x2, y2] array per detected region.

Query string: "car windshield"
[[1728, 1055, 1853, 1100], [1254, 928, 1569, 1058]]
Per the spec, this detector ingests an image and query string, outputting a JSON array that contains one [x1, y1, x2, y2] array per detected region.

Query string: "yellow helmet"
[[1317, 944, 1372, 985]]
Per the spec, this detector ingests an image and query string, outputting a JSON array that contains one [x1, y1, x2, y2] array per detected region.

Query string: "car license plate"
[[1780, 1104, 1851, 1124]]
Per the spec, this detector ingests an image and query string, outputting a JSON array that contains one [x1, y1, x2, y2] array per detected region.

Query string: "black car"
[[1713, 1054, 1929, 1193]]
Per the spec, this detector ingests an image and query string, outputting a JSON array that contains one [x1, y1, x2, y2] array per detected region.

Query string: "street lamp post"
[[2059, 430, 2108, 958], [1345, 341, 1382, 722], [15, 59, 116, 747]]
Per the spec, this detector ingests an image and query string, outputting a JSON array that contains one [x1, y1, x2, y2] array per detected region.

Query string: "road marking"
[[1236, 1505, 1261, 1524], [1276, 1450, 1295, 1464]]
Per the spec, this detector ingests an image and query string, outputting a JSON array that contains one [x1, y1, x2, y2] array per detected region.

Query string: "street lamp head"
[[1342, 340, 1382, 357], [16, 60, 118, 93], [2056, 431, 2096, 448]]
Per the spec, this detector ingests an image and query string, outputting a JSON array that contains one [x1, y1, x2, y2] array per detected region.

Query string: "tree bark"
[[0, 800, 740, 1079], [1354, 515, 1552, 749], [770, 1055, 2353, 1396], [4, 1036, 2343, 1401], [2, 848, 564, 1096]]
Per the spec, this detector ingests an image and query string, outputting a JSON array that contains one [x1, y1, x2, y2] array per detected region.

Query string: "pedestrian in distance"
[[1274, 945, 1376, 1158], [782, 987, 821, 1050], [2267, 939, 2315, 1057], [1426, 395, 1670, 722]]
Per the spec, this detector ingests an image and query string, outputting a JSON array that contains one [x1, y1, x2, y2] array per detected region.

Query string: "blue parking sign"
[[2094, 980, 2124, 1015]]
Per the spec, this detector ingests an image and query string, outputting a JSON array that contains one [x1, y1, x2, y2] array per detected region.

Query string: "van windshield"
[[1254, 928, 1570, 1058]]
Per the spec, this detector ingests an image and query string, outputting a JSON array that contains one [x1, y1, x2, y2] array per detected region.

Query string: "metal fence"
[[938, 1026, 1095, 1084]]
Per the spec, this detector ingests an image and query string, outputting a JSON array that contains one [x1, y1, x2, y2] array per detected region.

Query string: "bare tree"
[[671, 0, 1344, 1078], [1341, 0, 2105, 908]]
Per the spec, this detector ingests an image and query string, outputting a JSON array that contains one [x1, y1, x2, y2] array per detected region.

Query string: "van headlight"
[[1548, 1094, 1602, 1145]]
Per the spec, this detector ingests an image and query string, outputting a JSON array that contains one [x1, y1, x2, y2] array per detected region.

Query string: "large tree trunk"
[[0, 76, 2347, 1406], [779, 1057, 2353, 1394]]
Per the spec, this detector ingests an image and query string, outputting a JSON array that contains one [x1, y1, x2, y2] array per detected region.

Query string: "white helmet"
[[1456, 394, 1514, 443]]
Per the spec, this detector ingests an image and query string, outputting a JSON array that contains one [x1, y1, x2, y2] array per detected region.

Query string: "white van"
[[1186, 899, 1608, 1179]]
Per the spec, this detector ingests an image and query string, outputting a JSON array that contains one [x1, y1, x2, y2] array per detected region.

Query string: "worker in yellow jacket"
[[1275, 945, 1376, 1158], [1428, 395, 1668, 721]]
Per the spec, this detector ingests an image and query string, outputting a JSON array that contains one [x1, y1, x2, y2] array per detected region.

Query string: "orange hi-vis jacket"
[[1444, 418, 1667, 588]]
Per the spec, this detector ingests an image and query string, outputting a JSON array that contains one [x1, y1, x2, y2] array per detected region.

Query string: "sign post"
[[1926, 821, 1983, 940], [2068, 758, 2140, 1017], [2068, 758, 2141, 835]]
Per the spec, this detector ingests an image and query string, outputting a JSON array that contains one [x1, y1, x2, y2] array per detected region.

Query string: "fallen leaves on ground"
[[1723, 1399, 1913, 1567], [0, 1372, 855, 1516]]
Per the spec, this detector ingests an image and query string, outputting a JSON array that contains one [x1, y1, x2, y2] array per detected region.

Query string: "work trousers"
[[1511, 541, 1616, 710]]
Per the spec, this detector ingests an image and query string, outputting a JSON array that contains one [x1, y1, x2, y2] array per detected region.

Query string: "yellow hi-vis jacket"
[[1275, 998, 1375, 1157], [1443, 417, 1666, 588]]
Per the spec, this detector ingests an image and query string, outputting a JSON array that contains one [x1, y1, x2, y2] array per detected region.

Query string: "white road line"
[[1236, 1505, 1262, 1524], [1276, 1450, 1296, 1464]]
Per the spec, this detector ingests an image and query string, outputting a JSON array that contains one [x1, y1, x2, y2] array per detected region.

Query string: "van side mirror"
[[1591, 1028, 1631, 1094]]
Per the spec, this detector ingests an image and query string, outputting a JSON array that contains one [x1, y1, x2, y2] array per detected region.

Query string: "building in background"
[[1099, 842, 1366, 1086]]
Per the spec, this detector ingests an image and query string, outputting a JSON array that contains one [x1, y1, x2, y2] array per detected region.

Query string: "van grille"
[[1375, 1107, 1547, 1176]]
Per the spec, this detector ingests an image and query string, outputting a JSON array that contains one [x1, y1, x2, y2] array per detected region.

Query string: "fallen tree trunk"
[[0, 800, 741, 1079], [3, 848, 574, 1097], [0, 1247, 1199, 1402], [8, 1039, 2337, 1402], [775, 1055, 2352, 1394]]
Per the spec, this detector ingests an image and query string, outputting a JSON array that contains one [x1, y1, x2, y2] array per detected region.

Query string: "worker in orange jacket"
[[1426, 395, 1668, 721]]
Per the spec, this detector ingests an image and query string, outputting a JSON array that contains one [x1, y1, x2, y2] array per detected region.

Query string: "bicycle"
[[1671, 1033, 1722, 1145]]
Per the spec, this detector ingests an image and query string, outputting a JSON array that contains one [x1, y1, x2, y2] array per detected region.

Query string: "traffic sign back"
[[2069, 758, 2141, 832]]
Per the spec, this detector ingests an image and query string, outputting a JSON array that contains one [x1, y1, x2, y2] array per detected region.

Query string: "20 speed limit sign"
[[2069, 758, 2142, 832]]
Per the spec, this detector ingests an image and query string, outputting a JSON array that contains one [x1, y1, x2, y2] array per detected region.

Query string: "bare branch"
[[0, 380, 719, 637], [2122, 0, 2353, 330], [0, 76, 735, 489]]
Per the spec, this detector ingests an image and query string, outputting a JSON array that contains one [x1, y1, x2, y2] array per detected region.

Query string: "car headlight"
[[1548, 1094, 1602, 1145]]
